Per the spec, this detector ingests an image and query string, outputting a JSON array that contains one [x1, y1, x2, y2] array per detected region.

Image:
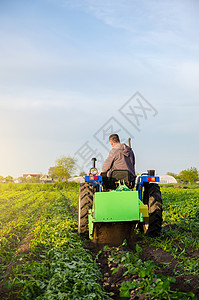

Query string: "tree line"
[[167, 167, 199, 184], [0, 156, 198, 184], [49, 158, 199, 184]]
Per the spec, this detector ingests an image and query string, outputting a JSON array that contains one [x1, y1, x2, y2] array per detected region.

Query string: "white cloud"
[[58, 0, 188, 32], [57, 0, 199, 55]]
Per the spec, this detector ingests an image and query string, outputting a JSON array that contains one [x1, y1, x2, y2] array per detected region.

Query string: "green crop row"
[[0, 190, 56, 276], [161, 188, 199, 234], [2, 184, 110, 300]]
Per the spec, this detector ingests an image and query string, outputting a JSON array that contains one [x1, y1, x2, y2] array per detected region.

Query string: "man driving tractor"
[[101, 134, 136, 188]]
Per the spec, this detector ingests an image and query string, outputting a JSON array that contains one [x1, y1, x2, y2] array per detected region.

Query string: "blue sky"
[[0, 0, 198, 177]]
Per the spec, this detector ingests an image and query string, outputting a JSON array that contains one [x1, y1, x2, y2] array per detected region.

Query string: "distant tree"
[[179, 167, 198, 184], [48, 167, 56, 179], [18, 176, 27, 183], [166, 172, 181, 183], [5, 176, 13, 183], [27, 176, 41, 183], [167, 172, 176, 177], [49, 156, 76, 181], [0, 176, 4, 182], [79, 171, 87, 177]]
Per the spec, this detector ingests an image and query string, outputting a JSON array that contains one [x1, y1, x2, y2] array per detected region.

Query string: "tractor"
[[78, 157, 162, 246]]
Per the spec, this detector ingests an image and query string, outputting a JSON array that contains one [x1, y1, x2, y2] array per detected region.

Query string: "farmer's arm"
[[101, 150, 115, 173]]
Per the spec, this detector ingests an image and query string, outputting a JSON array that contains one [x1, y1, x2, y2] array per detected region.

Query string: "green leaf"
[[136, 244, 142, 255], [120, 289, 130, 298], [4, 281, 12, 290], [138, 269, 146, 278], [112, 267, 118, 275], [103, 245, 109, 250]]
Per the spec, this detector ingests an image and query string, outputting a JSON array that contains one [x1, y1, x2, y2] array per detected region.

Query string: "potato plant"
[[0, 183, 110, 299], [0, 183, 198, 299]]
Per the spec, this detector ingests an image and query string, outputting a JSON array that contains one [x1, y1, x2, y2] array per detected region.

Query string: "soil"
[[85, 224, 199, 300]]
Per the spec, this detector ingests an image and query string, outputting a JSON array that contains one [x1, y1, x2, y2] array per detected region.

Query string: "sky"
[[0, 0, 199, 178]]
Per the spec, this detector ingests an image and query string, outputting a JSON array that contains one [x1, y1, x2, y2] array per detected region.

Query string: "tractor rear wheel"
[[78, 182, 95, 235], [143, 183, 162, 237]]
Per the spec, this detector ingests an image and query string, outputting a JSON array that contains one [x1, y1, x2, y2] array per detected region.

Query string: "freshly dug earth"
[[85, 225, 199, 299], [140, 245, 199, 298]]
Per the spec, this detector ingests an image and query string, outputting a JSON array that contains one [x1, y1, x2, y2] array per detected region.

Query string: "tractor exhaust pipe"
[[128, 138, 131, 148], [91, 157, 97, 168]]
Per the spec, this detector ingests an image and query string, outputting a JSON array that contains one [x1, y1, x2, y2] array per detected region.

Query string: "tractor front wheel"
[[78, 182, 95, 235]]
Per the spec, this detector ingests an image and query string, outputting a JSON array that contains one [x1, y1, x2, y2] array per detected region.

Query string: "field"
[[0, 183, 198, 299]]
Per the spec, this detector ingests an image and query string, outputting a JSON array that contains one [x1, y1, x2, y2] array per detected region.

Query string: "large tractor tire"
[[143, 183, 162, 237], [78, 182, 95, 235]]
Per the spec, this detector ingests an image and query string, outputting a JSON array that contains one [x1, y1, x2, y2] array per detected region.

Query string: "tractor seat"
[[110, 170, 131, 183], [102, 170, 135, 190], [111, 170, 135, 189]]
